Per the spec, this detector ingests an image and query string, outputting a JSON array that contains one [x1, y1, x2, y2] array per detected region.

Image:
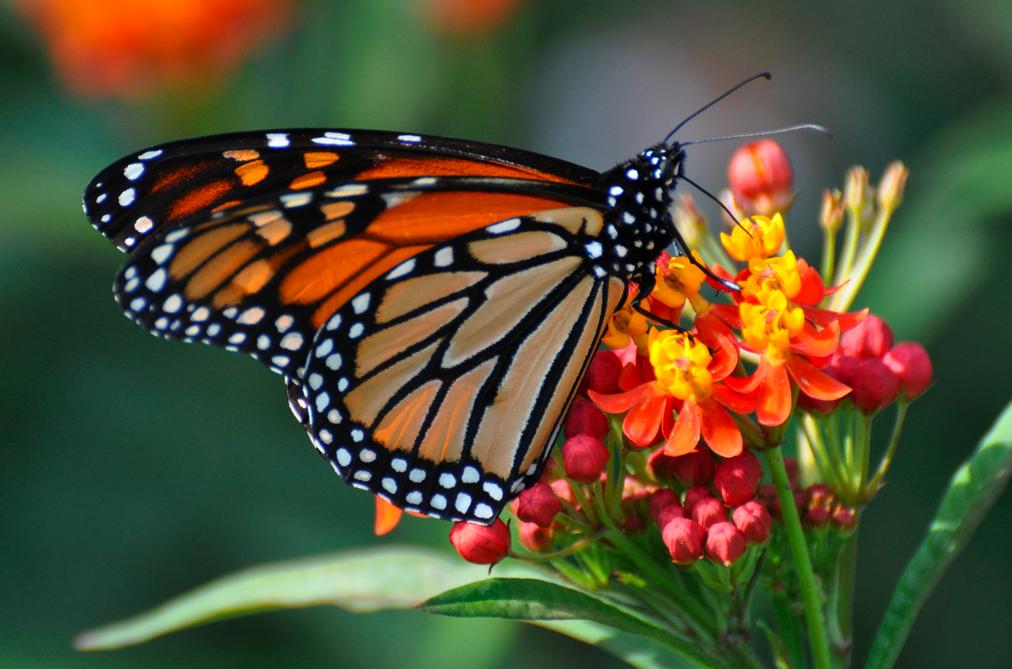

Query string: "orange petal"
[[624, 386, 668, 447], [785, 354, 852, 401], [794, 262, 826, 305], [757, 356, 792, 426], [375, 497, 403, 536], [698, 400, 743, 458], [588, 383, 653, 414], [712, 382, 757, 414], [791, 320, 840, 358], [664, 398, 701, 456]]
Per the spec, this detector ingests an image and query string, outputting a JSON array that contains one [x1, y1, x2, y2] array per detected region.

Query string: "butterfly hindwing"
[[297, 207, 627, 522]]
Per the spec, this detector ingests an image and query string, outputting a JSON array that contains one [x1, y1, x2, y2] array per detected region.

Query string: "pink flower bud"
[[706, 522, 747, 565], [562, 434, 610, 483], [580, 350, 622, 395], [732, 500, 773, 544], [519, 521, 554, 551], [841, 314, 894, 359], [513, 482, 562, 528], [849, 358, 900, 414], [713, 451, 762, 506], [728, 140, 794, 215], [672, 451, 715, 487], [655, 502, 687, 528], [682, 485, 713, 515], [884, 342, 933, 400], [662, 517, 706, 564], [692, 496, 726, 530], [564, 398, 610, 441], [449, 519, 511, 565], [550, 479, 578, 508], [649, 488, 681, 523]]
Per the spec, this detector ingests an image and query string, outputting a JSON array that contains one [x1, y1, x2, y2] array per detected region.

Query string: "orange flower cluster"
[[16, 0, 291, 98]]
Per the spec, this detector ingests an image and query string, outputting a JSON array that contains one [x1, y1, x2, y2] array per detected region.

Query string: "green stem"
[[833, 522, 860, 666], [591, 494, 717, 641], [770, 591, 804, 669], [865, 402, 909, 499], [764, 447, 833, 669]]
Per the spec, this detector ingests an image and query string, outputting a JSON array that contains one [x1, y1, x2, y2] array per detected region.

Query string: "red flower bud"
[[682, 485, 713, 515], [706, 521, 747, 565], [841, 314, 894, 359], [732, 500, 773, 544], [692, 496, 726, 530], [672, 451, 715, 487], [832, 505, 856, 530], [728, 140, 794, 215], [662, 517, 706, 563], [883, 342, 933, 400], [513, 482, 562, 528], [647, 448, 679, 481], [449, 519, 511, 565], [806, 484, 833, 527], [564, 398, 610, 441], [655, 502, 687, 528], [580, 350, 622, 395], [519, 521, 554, 552], [562, 434, 610, 483], [649, 488, 681, 522], [713, 451, 762, 506], [849, 358, 900, 414]]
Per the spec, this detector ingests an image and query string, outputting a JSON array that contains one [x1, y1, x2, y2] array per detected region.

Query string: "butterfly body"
[[83, 129, 686, 523]]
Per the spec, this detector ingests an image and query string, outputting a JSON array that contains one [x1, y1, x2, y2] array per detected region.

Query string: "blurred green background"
[[2, 0, 1011, 667]]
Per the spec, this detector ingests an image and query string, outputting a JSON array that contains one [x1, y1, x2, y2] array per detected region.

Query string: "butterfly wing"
[[85, 130, 629, 522], [295, 206, 626, 522]]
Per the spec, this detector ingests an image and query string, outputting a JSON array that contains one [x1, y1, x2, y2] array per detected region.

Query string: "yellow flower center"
[[739, 290, 805, 359], [741, 250, 802, 302], [652, 255, 706, 308], [603, 303, 649, 349], [649, 328, 714, 400], [720, 213, 786, 262]]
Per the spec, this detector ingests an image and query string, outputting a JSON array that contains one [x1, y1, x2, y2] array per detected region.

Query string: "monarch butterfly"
[[82, 78, 764, 525]]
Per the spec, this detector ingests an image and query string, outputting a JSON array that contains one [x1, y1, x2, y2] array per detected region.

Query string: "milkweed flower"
[[15, 0, 291, 98]]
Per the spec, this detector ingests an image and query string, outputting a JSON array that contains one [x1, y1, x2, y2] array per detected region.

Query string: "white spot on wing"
[[138, 149, 163, 160], [124, 163, 144, 180], [312, 132, 354, 146], [118, 188, 136, 207], [487, 218, 520, 235], [266, 133, 290, 148]]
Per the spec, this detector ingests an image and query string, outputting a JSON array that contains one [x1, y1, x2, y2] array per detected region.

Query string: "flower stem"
[[590, 494, 717, 641], [764, 446, 833, 669], [865, 401, 909, 499]]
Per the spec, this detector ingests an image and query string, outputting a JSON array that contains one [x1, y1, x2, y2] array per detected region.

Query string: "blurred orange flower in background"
[[422, 0, 527, 34], [14, 0, 292, 98]]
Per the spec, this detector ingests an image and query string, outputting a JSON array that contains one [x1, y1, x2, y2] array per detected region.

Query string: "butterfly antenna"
[[680, 123, 833, 147], [663, 72, 772, 145], [677, 173, 747, 231]]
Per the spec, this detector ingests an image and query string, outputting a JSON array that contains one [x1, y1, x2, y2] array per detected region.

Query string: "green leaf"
[[74, 546, 497, 650], [420, 578, 727, 669], [865, 399, 1012, 669], [535, 619, 695, 669]]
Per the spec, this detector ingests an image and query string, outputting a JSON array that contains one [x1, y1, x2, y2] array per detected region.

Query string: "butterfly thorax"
[[597, 143, 683, 281]]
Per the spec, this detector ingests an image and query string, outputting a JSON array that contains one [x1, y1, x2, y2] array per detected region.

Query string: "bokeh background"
[[3, 0, 1012, 667]]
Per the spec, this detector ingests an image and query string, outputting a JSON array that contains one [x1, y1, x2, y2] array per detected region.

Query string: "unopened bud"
[[662, 517, 706, 564], [683, 485, 713, 515], [713, 451, 762, 506], [819, 188, 844, 233], [692, 496, 727, 531], [513, 482, 562, 528], [876, 161, 909, 214], [449, 519, 511, 565], [519, 522, 554, 552], [562, 434, 610, 483], [672, 451, 715, 487], [732, 500, 773, 544], [580, 350, 623, 395], [884, 342, 933, 400], [706, 522, 746, 565], [841, 314, 894, 359], [564, 398, 610, 441], [728, 140, 794, 216], [849, 358, 900, 414]]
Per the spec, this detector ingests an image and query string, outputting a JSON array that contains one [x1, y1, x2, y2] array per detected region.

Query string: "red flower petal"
[[698, 399, 743, 458], [624, 387, 669, 447], [794, 261, 826, 305], [785, 354, 852, 401], [588, 383, 653, 414], [756, 356, 792, 426], [375, 497, 403, 536], [664, 398, 701, 456], [711, 382, 758, 414], [791, 320, 840, 358]]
